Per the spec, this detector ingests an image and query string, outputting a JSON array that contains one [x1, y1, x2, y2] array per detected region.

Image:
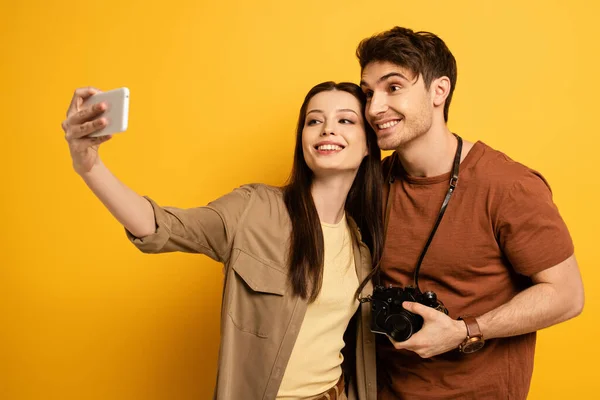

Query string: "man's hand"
[[388, 301, 467, 358]]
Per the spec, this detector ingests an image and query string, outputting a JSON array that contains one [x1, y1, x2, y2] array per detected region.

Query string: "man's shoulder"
[[468, 141, 546, 189]]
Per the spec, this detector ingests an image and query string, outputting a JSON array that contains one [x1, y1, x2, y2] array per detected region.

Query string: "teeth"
[[317, 144, 343, 151], [378, 120, 400, 129]]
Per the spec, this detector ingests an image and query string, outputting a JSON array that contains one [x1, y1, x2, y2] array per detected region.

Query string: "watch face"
[[462, 338, 485, 354]]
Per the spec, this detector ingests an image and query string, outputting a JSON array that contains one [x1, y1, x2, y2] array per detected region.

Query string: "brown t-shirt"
[[377, 141, 574, 400]]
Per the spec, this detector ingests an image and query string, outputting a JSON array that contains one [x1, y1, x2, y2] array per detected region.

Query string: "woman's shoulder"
[[238, 183, 284, 200], [231, 183, 287, 221]]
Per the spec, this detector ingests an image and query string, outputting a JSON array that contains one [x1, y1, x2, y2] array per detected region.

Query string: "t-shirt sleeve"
[[125, 185, 253, 263], [495, 170, 574, 276]]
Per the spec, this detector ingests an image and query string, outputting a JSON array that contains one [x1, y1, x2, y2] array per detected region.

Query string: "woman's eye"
[[307, 119, 322, 126], [339, 119, 355, 124]]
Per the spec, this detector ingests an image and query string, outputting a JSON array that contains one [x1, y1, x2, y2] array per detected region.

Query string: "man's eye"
[[390, 85, 402, 92], [364, 91, 373, 99]]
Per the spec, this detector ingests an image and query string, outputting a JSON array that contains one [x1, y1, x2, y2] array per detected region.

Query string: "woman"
[[61, 81, 383, 400]]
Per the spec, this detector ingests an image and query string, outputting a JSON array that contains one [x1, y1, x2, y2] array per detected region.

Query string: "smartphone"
[[84, 87, 129, 137]]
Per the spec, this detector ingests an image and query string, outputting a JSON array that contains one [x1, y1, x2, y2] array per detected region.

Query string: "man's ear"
[[432, 76, 451, 107]]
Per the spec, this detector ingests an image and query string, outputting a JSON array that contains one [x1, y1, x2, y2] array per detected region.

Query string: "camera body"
[[370, 284, 448, 342]]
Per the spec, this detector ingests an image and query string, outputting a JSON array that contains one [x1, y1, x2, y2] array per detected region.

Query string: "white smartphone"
[[84, 87, 129, 137]]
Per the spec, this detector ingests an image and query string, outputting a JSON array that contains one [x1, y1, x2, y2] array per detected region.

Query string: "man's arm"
[[389, 254, 584, 358], [477, 254, 583, 339]]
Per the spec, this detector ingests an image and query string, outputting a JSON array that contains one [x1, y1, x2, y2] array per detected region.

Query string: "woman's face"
[[301, 90, 368, 178]]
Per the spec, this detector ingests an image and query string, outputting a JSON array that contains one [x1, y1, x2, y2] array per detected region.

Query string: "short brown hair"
[[356, 27, 457, 122]]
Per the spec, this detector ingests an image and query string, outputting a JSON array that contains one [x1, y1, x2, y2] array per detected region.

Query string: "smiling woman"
[[303, 92, 368, 175], [303, 96, 367, 172], [59, 81, 383, 400]]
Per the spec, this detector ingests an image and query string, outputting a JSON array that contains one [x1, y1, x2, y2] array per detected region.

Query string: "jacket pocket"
[[227, 250, 288, 338]]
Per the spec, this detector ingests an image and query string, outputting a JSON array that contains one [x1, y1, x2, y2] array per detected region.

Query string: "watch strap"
[[462, 317, 483, 338], [460, 316, 482, 339]]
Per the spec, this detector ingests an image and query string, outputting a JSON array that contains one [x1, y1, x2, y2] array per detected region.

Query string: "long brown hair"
[[283, 81, 384, 302]]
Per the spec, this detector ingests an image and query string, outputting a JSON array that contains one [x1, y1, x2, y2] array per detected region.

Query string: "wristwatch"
[[458, 316, 485, 354]]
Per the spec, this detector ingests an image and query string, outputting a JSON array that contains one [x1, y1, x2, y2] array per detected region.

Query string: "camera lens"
[[384, 313, 414, 342]]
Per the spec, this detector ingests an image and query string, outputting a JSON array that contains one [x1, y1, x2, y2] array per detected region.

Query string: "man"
[[356, 27, 584, 399]]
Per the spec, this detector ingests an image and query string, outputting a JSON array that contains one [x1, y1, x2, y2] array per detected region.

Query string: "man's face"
[[360, 61, 434, 151]]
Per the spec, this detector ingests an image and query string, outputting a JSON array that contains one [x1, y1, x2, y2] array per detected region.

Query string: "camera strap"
[[382, 134, 463, 290]]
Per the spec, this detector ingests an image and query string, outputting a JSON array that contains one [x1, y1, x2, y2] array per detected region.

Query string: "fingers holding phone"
[[63, 102, 108, 139], [83, 88, 129, 138], [62, 87, 128, 139], [66, 87, 101, 118], [61, 87, 129, 174]]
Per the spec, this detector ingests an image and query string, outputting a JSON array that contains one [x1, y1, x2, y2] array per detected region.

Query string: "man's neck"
[[311, 172, 356, 224], [397, 127, 463, 178]]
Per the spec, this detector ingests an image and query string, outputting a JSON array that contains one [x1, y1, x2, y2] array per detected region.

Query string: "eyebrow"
[[360, 72, 410, 88], [306, 108, 359, 116]]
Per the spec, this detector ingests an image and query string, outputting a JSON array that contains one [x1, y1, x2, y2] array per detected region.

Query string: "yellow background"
[[1, 0, 598, 398]]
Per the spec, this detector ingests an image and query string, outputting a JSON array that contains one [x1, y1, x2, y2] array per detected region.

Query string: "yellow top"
[[277, 214, 360, 399]]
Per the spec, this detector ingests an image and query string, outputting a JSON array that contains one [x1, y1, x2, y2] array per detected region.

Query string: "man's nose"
[[368, 92, 388, 118]]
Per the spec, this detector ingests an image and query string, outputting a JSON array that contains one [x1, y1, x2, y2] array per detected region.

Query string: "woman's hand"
[[61, 87, 112, 175]]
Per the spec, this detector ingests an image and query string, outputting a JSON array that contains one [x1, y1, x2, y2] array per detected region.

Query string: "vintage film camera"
[[369, 284, 448, 342]]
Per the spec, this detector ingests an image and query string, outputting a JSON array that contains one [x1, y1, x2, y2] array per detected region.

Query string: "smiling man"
[[356, 27, 584, 399]]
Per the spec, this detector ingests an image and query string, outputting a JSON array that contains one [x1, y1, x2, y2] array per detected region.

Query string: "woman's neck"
[[311, 172, 356, 224]]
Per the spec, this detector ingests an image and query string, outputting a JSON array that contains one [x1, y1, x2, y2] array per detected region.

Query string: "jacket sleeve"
[[125, 185, 253, 264]]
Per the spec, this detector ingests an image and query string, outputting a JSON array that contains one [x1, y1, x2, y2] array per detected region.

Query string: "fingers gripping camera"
[[369, 285, 448, 342]]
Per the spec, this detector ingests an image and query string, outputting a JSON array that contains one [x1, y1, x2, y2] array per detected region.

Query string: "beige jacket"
[[127, 184, 377, 400]]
